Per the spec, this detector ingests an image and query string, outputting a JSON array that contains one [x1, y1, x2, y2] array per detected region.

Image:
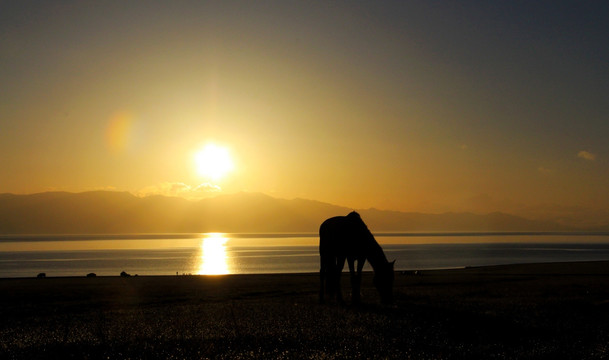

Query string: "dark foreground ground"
[[2, 261, 609, 359]]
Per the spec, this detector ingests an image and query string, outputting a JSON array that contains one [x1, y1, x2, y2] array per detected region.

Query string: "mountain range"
[[0, 191, 602, 234]]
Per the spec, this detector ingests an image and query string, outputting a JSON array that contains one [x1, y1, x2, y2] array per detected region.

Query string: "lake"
[[2, 233, 609, 278]]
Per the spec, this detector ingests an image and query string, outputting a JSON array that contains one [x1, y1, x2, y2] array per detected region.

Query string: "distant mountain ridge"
[[0, 191, 591, 234]]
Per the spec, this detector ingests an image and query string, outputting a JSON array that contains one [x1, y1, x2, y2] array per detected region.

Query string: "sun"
[[194, 144, 234, 181]]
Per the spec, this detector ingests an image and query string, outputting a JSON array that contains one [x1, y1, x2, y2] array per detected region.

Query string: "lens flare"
[[105, 111, 135, 153]]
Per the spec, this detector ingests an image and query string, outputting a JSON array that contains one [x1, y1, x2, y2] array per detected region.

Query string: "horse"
[[319, 211, 395, 305]]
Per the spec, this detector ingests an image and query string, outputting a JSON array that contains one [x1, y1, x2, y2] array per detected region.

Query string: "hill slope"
[[0, 191, 577, 234]]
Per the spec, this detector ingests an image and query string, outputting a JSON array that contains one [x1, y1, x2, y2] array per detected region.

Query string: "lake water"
[[2, 233, 609, 278]]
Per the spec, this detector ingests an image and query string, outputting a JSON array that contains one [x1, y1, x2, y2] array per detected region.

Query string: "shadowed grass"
[[2, 262, 609, 358]]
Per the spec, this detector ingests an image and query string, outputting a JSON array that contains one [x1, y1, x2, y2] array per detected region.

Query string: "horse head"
[[373, 259, 395, 304]]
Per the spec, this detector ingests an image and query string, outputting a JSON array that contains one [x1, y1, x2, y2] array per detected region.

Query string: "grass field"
[[2, 261, 609, 359]]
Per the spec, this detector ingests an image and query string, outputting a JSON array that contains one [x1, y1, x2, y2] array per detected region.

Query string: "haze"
[[1, 1, 608, 220]]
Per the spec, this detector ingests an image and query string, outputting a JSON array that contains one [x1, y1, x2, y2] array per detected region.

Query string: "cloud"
[[92, 186, 118, 191], [193, 183, 222, 193], [45, 186, 118, 193], [137, 182, 221, 198], [537, 166, 553, 174], [577, 150, 596, 161]]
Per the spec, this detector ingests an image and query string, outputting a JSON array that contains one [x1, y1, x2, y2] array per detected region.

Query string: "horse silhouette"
[[319, 211, 395, 305]]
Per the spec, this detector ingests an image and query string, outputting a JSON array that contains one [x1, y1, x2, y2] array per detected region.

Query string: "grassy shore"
[[2, 261, 609, 359]]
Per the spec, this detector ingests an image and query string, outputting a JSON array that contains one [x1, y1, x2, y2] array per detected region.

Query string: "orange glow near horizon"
[[2, 2, 609, 224], [197, 233, 230, 275]]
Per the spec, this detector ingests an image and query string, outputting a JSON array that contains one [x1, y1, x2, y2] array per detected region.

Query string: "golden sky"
[[1, 2, 608, 216]]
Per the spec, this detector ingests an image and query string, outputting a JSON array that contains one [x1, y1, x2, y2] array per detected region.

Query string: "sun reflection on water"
[[197, 233, 230, 275]]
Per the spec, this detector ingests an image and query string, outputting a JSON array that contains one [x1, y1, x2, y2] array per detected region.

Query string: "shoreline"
[[2, 230, 609, 239], [2, 260, 609, 358], [3, 258, 609, 280]]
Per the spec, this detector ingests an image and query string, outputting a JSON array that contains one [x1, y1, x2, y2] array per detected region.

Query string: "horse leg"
[[319, 261, 326, 304], [348, 258, 360, 304], [319, 254, 333, 304], [354, 257, 365, 304], [335, 256, 346, 305]]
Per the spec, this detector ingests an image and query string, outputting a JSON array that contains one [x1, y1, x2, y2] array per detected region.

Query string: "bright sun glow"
[[194, 144, 234, 181], [197, 233, 230, 275]]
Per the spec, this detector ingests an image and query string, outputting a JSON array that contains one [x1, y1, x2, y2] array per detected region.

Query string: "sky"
[[1, 1, 608, 219]]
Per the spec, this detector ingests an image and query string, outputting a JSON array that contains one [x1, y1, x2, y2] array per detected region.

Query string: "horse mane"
[[347, 211, 389, 269], [346, 211, 361, 220], [347, 211, 368, 230]]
